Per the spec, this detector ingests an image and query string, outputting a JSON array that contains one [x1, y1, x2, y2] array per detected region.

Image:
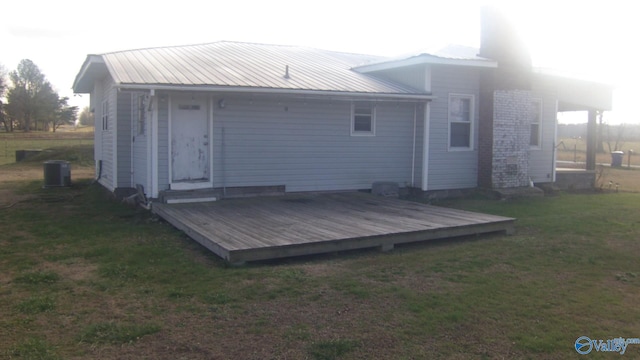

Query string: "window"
[[101, 100, 109, 131], [449, 94, 473, 149], [351, 102, 375, 136], [530, 99, 542, 148], [137, 95, 146, 135]]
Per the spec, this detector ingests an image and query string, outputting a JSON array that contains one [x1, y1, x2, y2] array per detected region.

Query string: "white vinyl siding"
[[156, 95, 417, 193], [96, 77, 116, 190], [115, 91, 132, 188], [132, 93, 148, 192], [137, 95, 147, 136], [528, 82, 558, 183], [157, 95, 170, 191], [427, 66, 480, 190]]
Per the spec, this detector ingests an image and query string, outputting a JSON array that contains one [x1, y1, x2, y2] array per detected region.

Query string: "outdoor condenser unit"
[[43, 160, 71, 187]]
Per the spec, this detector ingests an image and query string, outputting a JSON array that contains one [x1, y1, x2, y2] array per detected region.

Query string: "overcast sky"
[[2, 0, 637, 124]]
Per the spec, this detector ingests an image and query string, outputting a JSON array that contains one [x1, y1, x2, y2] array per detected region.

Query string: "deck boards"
[[153, 192, 515, 263]]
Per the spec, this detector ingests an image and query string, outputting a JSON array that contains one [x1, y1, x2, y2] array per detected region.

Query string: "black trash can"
[[611, 151, 624, 167]]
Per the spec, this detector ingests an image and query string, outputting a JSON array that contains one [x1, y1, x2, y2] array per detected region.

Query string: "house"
[[72, 22, 612, 202]]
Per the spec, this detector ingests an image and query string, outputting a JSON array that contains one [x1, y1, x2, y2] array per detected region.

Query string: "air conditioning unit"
[[43, 160, 71, 187]]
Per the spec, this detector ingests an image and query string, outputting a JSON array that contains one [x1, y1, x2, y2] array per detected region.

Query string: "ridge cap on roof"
[[99, 40, 387, 59]]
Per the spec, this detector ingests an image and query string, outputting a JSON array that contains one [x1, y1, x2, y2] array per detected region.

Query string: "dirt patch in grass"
[[118, 289, 404, 360], [40, 260, 97, 282], [0, 189, 37, 208], [295, 260, 345, 278]]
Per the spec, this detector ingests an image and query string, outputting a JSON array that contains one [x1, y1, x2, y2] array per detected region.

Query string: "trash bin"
[[611, 151, 624, 167]]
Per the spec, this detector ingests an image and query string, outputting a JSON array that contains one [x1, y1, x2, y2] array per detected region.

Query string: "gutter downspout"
[[411, 104, 417, 187], [222, 127, 226, 197], [422, 101, 431, 191]]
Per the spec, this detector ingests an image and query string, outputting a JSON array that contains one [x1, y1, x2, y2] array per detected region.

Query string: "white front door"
[[170, 95, 211, 189]]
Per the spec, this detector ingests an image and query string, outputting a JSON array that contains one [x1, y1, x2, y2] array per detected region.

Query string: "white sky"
[[1, 0, 637, 124]]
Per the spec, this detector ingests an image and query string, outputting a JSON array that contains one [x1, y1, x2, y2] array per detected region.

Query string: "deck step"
[[159, 185, 287, 203], [159, 189, 221, 204], [166, 196, 218, 204]]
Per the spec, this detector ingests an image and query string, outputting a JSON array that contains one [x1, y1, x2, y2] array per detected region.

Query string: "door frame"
[[168, 94, 214, 190]]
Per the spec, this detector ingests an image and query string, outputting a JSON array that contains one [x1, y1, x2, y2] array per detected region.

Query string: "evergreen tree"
[[5, 59, 73, 131]]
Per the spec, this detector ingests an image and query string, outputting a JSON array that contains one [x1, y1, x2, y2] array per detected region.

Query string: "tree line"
[[0, 59, 80, 132]]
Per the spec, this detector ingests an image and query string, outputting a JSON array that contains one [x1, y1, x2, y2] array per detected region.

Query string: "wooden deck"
[[153, 192, 515, 264]]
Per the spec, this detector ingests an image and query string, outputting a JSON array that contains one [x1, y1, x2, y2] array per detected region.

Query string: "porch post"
[[586, 109, 598, 170]]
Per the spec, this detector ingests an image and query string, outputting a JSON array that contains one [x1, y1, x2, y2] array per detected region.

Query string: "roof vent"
[[284, 65, 290, 79]]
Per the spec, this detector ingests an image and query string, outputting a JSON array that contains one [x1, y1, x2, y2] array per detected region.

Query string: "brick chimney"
[[478, 7, 535, 189]]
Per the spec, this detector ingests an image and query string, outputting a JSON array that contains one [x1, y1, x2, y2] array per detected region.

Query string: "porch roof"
[[353, 45, 498, 73], [533, 69, 613, 112]]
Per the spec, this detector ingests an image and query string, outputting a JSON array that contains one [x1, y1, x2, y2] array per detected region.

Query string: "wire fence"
[[0, 135, 94, 165]]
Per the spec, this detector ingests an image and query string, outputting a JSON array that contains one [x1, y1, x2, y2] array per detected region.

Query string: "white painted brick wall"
[[492, 90, 531, 188]]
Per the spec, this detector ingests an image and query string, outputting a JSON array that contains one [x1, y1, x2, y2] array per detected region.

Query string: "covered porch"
[[536, 71, 613, 189], [153, 192, 515, 264]]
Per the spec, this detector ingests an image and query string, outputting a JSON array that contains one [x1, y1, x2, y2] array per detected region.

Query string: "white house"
[[72, 34, 612, 202]]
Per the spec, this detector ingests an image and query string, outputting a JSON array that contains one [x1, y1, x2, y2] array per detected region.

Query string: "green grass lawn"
[[2, 147, 640, 359], [0, 130, 94, 165]]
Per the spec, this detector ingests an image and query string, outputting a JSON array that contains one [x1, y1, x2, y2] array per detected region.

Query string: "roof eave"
[[115, 84, 435, 101], [72, 55, 108, 93], [354, 55, 497, 73]]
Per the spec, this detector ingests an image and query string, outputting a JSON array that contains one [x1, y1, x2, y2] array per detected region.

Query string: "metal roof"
[[75, 41, 429, 97], [428, 45, 487, 61], [354, 45, 497, 73]]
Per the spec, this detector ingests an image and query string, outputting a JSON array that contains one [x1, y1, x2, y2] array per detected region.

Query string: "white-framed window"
[[137, 95, 146, 136], [448, 94, 474, 149], [351, 102, 376, 136], [101, 99, 109, 131], [530, 99, 542, 148]]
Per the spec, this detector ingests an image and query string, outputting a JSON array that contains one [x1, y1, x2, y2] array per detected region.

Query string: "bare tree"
[[605, 123, 625, 153]]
